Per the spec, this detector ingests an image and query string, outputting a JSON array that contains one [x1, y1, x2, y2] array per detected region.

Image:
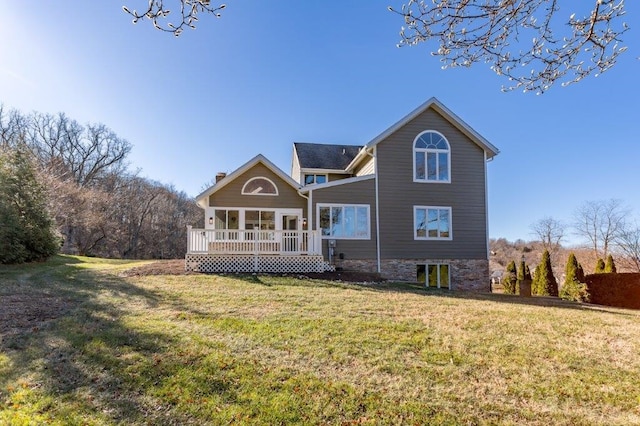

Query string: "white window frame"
[[316, 203, 370, 240], [207, 207, 302, 231], [419, 263, 451, 289], [413, 130, 451, 184], [414, 206, 453, 240], [304, 173, 328, 186], [241, 176, 279, 196]]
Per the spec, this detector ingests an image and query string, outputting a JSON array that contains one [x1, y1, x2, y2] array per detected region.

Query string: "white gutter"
[[297, 189, 311, 231]]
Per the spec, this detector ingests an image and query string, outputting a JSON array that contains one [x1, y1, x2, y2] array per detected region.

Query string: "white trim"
[[302, 173, 328, 186], [412, 130, 451, 184], [420, 263, 451, 289], [345, 97, 499, 172], [206, 207, 303, 231], [316, 203, 371, 240], [413, 206, 453, 241], [241, 176, 279, 196], [307, 189, 313, 231], [301, 167, 351, 174], [299, 174, 375, 192]]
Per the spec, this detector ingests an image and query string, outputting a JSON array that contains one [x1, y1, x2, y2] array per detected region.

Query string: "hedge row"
[[584, 273, 640, 310]]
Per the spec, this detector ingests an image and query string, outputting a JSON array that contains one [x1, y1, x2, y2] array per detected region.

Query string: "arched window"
[[241, 177, 278, 195], [413, 131, 450, 183]]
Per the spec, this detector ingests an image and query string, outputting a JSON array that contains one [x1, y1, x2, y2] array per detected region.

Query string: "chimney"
[[215, 172, 227, 183]]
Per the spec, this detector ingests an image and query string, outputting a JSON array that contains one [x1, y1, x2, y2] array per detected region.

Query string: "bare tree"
[[573, 199, 629, 260], [28, 112, 132, 187], [388, 1, 629, 94], [0, 105, 28, 149], [123, 0, 226, 36], [127, 2, 632, 94], [616, 225, 640, 272], [530, 217, 565, 253]]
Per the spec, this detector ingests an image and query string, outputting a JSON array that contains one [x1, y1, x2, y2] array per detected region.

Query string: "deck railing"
[[187, 227, 322, 255]]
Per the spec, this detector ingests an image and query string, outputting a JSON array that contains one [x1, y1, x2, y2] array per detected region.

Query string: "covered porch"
[[185, 227, 332, 273]]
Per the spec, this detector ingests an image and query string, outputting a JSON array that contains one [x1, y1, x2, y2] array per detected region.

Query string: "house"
[[186, 97, 499, 291]]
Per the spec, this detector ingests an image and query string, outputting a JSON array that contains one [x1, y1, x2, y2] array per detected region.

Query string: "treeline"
[[0, 105, 202, 262]]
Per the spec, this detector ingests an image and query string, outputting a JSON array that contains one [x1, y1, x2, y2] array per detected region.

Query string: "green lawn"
[[1, 256, 639, 425]]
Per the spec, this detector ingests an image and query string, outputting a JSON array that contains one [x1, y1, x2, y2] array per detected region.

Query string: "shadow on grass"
[[0, 256, 222, 424], [210, 272, 637, 316], [347, 280, 638, 316]]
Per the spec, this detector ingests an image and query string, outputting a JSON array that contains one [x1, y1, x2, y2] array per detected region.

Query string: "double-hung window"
[[414, 206, 452, 240], [414, 131, 450, 183], [318, 204, 370, 239]]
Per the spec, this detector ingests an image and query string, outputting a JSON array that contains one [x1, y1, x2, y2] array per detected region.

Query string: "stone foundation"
[[337, 258, 490, 292]]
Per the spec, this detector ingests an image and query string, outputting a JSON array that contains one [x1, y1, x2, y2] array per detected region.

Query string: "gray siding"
[[209, 163, 306, 215], [310, 178, 377, 259], [376, 108, 488, 260]]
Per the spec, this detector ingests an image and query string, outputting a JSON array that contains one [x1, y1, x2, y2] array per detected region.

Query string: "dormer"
[[291, 142, 363, 185]]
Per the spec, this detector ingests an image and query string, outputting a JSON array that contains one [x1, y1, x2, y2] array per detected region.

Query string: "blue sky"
[[1, 1, 638, 244]]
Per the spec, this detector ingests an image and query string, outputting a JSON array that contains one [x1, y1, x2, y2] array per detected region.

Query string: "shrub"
[[605, 254, 617, 273], [501, 260, 517, 294], [0, 146, 60, 263], [535, 250, 558, 296], [559, 279, 590, 302]]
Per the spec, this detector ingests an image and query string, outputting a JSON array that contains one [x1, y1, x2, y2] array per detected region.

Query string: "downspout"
[[297, 188, 311, 230], [484, 151, 490, 260], [364, 147, 381, 274], [297, 188, 315, 254]]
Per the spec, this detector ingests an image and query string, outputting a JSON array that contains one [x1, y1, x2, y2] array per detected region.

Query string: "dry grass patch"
[[1, 257, 640, 424]]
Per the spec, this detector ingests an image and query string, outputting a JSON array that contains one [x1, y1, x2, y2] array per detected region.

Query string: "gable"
[[195, 155, 302, 209], [347, 98, 498, 171], [206, 162, 305, 209]]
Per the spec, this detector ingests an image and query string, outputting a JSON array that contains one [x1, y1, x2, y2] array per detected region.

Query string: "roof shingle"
[[294, 142, 362, 170]]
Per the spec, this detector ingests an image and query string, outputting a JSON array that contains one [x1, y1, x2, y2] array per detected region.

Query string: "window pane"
[[316, 175, 327, 184], [245, 210, 259, 230], [244, 178, 277, 194], [304, 174, 315, 185], [427, 152, 437, 181], [439, 209, 450, 238], [440, 265, 450, 289], [434, 134, 448, 149], [415, 151, 425, 180], [415, 136, 428, 149], [261, 211, 275, 230], [427, 208, 439, 238], [415, 208, 426, 238], [356, 207, 368, 237], [438, 152, 448, 181], [343, 206, 355, 237], [427, 264, 438, 287], [319, 207, 331, 236], [331, 207, 343, 237], [214, 209, 227, 229], [417, 265, 426, 284], [228, 210, 239, 230]]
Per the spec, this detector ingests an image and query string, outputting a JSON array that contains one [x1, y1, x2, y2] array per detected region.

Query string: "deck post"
[[187, 225, 192, 254]]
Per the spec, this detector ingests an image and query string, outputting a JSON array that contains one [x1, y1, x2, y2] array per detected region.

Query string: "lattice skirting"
[[185, 254, 334, 274]]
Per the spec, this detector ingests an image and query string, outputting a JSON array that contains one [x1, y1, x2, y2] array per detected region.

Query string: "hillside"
[[489, 238, 630, 283], [1, 256, 640, 424]]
